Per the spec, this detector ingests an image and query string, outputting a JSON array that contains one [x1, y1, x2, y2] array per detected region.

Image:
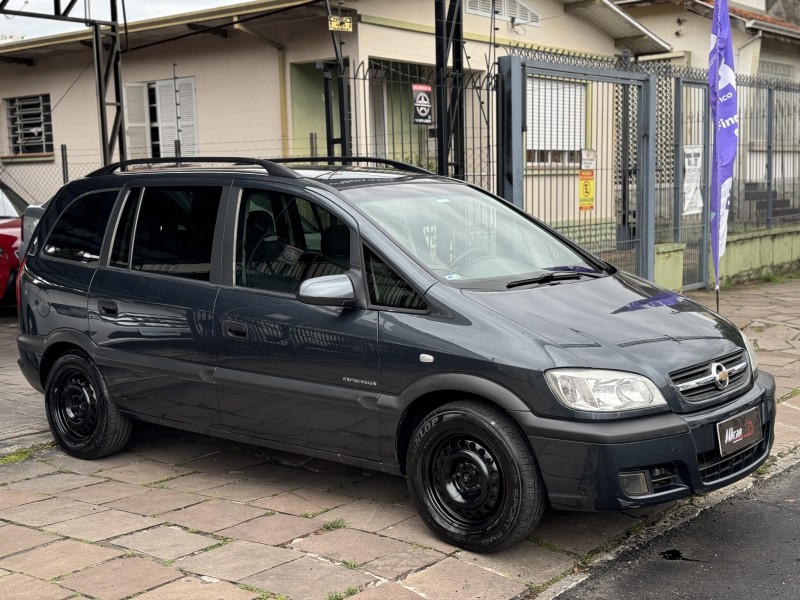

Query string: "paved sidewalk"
[[1, 278, 800, 600]]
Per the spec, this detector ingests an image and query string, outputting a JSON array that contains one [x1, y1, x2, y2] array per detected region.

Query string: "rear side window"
[[111, 186, 221, 281], [43, 190, 118, 263]]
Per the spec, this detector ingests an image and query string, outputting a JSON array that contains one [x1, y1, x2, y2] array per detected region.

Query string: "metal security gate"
[[498, 56, 656, 279]]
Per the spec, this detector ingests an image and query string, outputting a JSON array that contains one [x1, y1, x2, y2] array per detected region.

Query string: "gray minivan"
[[17, 157, 775, 552]]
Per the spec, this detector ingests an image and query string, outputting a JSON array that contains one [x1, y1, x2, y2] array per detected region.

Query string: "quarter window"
[[364, 246, 427, 311], [5, 94, 54, 156], [111, 186, 221, 281], [43, 190, 118, 263], [236, 189, 350, 294]]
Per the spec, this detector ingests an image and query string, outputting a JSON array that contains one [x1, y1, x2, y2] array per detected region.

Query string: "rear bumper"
[[519, 371, 776, 511]]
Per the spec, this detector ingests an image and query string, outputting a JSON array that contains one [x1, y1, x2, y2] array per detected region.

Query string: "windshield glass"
[[343, 182, 601, 288]]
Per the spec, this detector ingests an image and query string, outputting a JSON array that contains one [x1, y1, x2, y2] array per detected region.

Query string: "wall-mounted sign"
[[328, 16, 352, 32], [579, 169, 595, 211], [411, 83, 433, 125]]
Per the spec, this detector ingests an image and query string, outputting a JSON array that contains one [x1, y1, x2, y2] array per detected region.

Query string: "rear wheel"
[[407, 400, 545, 552], [45, 350, 131, 459]]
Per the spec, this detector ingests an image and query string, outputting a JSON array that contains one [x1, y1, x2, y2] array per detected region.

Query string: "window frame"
[[361, 242, 430, 313], [4, 94, 54, 157], [526, 76, 588, 170], [465, 0, 540, 25]]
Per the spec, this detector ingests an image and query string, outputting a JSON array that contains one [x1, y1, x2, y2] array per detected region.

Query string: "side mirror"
[[297, 274, 356, 307], [19, 204, 46, 258]]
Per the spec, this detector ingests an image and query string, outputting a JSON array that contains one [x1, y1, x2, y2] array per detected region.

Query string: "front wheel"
[[406, 400, 545, 552], [45, 350, 131, 459]]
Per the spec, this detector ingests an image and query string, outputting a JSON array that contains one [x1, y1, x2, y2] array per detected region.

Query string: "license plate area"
[[716, 406, 762, 457]]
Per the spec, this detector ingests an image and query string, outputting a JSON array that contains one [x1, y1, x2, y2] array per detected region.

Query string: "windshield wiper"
[[506, 270, 603, 289]]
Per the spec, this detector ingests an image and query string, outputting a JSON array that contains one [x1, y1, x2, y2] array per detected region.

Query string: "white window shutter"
[[124, 83, 150, 159], [177, 78, 198, 156], [156, 80, 179, 157], [527, 77, 585, 152]]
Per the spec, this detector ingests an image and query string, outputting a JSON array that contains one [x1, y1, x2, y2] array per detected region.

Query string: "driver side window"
[[236, 189, 351, 294]]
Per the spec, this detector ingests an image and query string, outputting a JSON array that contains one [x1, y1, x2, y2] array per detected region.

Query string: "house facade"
[[1, 0, 670, 209]]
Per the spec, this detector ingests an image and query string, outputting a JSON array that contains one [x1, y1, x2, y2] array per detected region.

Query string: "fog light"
[[619, 471, 650, 496]]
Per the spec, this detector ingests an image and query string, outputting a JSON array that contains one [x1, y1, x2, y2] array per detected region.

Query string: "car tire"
[[45, 350, 131, 459], [406, 400, 545, 552]]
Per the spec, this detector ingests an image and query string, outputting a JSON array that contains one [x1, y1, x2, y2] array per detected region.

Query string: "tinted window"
[[364, 245, 427, 310], [236, 189, 350, 294], [43, 190, 117, 263], [110, 188, 141, 268], [127, 186, 221, 281]]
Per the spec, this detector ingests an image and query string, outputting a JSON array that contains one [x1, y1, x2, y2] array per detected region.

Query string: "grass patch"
[[342, 560, 359, 569], [237, 583, 288, 600], [0, 448, 33, 465], [301, 508, 330, 519], [322, 517, 348, 531], [327, 588, 359, 600]]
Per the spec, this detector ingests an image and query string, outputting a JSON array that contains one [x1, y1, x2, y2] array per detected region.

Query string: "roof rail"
[[86, 157, 301, 179], [269, 156, 434, 175]]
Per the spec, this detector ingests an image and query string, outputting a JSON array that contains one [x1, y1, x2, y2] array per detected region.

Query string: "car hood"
[[462, 272, 742, 376]]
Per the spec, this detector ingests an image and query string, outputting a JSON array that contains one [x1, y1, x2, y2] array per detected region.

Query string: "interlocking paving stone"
[[0, 573, 72, 600], [200, 478, 295, 502], [352, 583, 425, 599], [315, 498, 416, 533], [0, 460, 58, 485], [0, 539, 123, 579], [337, 474, 411, 504], [132, 576, 261, 600], [94, 460, 194, 485], [180, 450, 268, 474], [251, 487, 354, 516], [378, 516, 459, 555], [40, 449, 142, 474], [241, 555, 376, 600], [133, 441, 220, 465], [0, 523, 61, 558], [57, 480, 150, 504], [176, 540, 302, 581], [114, 525, 217, 560], [293, 527, 409, 564], [403, 556, 528, 600], [284, 470, 370, 492], [0, 497, 106, 527], [217, 512, 322, 545], [362, 545, 444, 579], [44, 508, 165, 541], [0, 488, 49, 510], [104, 488, 205, 516], [532, 511, 612, 556], [5, 472, 101, 494], [59, 557, 182, 600], [458, 539, 575, 586], [158, 471, 243, 492], [161, 498, 264, 533]]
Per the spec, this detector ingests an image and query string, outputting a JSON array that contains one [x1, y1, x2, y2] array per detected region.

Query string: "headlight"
[[741, 331, 758, 376], [545, 369, 668, 412]]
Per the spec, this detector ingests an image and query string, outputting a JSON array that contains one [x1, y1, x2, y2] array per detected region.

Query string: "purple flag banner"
[[709, 0, 739, 291]]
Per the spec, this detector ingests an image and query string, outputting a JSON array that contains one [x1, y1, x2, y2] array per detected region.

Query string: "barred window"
[[5, 94, 54, 155]]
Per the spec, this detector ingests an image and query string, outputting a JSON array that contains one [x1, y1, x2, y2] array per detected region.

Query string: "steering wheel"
[[448, 247, 492, 271]]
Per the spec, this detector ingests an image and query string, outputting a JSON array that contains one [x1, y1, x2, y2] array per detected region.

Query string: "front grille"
[[697, 424, 769, 483], [670, 350, 749, 402]]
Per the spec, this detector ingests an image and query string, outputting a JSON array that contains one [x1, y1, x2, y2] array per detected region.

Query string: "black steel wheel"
[[45, 350, 131, 459], [407, 400, 545, 552]]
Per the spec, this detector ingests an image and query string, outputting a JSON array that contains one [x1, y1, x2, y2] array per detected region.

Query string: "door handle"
[[98, 299, 118, 317], [222, 319, 248, 340]]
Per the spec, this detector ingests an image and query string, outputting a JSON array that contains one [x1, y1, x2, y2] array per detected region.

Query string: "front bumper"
[[518, 371, 776, 511]]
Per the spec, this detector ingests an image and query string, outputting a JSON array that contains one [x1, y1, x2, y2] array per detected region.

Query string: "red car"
[[0, 180, 27, 304]]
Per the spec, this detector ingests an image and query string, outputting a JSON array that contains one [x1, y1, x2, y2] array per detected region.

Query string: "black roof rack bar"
[[86, 157, 301, 179], [269, 156, 434, 175]]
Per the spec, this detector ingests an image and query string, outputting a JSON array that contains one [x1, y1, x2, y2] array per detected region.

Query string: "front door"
[[214, 184, 381, 461]]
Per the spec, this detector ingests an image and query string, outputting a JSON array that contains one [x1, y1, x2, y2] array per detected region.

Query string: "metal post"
[[322, 65, 335, 158], [766, 87, 774, 229], [174, 139, 182, 166], [337, 69, 351, 158], [638, 74, 657, 281], [496, 56, 524, 209], [434, 0, 465, 179], [673, 78, 683, 244], [92, 23, 110, 165], [61, 144, 69, 183], [309, 132, 318, 157]]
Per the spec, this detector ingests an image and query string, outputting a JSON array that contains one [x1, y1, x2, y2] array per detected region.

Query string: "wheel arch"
[[386, 373, 533, 475], [39, 329, 92, 389]]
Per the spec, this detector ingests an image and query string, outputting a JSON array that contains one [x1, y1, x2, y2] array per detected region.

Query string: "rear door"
[[214, 182, 381, 461], [88, 181, 227, 426]]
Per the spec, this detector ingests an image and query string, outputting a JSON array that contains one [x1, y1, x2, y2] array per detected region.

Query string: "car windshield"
[[0, 181, 28, 218], [343, 182, 604, 288]]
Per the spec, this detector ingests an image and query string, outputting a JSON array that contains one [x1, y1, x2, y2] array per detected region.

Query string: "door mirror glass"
[[297, 274, 355, 307]]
